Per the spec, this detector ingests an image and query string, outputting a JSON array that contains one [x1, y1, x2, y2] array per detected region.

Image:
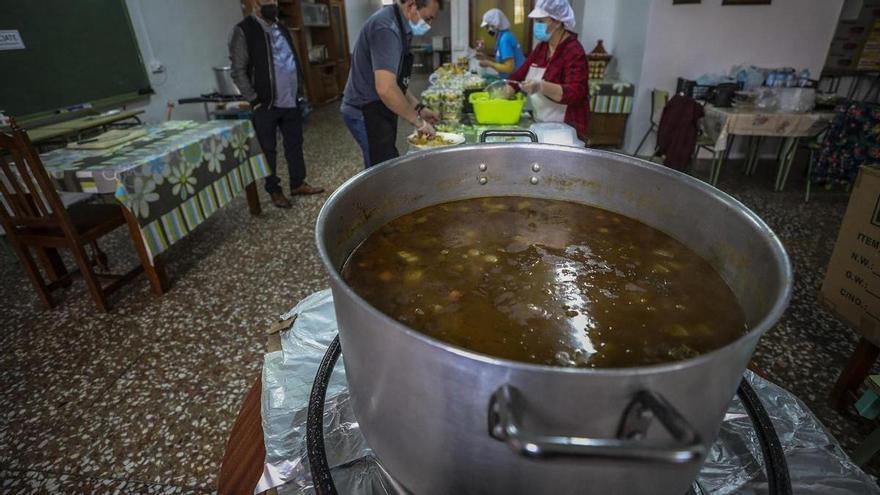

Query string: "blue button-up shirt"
[[255, 14, 298, 108]]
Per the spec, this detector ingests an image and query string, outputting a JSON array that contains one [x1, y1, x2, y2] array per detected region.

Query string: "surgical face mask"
[[409, 13, 431, 36], [533, 21, 552, 42], [260, 4, 278, 22]]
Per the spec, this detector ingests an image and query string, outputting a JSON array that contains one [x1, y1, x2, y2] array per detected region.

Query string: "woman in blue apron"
[[477, 9, 525, 79]]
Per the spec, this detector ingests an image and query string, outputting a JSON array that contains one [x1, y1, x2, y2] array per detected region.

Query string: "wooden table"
[[701, 105, 835, 190], [39, 120, 267, 294], [26, 109, 144, 144], [219, 376, 267, 495]]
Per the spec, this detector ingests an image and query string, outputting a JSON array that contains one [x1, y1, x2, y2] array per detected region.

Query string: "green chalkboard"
[[0, 0, 151, 122]]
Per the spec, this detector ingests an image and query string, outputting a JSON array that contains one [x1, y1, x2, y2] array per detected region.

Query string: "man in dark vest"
[[229, 0, 324, 209]]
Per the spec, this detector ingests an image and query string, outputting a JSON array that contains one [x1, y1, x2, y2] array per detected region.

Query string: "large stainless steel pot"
[[315, 136, 791, 495]]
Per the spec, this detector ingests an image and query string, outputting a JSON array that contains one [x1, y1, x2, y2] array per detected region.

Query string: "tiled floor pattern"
[[2, 103, 878, 492]]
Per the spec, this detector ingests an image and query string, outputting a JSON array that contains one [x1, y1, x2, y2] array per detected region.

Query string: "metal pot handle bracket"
[[488, 385, 706, 463], [479, 130, 539, 143]]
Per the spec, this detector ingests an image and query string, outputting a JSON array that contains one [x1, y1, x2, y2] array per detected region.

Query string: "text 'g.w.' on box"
[[822, 165, 880, 345]]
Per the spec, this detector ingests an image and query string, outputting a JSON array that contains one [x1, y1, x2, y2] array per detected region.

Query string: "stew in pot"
[[342, 196, 747, 368]]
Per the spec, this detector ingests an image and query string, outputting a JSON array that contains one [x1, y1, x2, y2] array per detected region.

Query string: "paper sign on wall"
[[0, 30, 25, 51]]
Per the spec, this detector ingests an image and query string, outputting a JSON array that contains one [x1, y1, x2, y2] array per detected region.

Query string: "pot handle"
[[479, 129, 539, 143], [488, 385, 706, 464]]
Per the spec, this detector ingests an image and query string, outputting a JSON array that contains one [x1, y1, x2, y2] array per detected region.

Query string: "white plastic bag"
[[777, 88, 816, 113], [755, 87, 779, 112]]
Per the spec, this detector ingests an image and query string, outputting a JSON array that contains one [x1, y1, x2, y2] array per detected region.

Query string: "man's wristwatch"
[[414, 103, 426, 117]]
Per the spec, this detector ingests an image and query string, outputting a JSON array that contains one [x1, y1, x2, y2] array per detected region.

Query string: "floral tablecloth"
[[41, 120, 268, 257], [702, 105, 835, 151]]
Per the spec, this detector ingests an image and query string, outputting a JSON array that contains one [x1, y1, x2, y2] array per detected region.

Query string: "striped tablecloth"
[[589, 79, 634, 114]]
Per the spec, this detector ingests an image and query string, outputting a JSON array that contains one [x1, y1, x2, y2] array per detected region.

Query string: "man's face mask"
[[260, 4, 278, 22], [409, 12, 431, 36]]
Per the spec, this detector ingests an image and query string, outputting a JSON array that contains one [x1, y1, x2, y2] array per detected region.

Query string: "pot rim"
[[316, 143, 792, 377]]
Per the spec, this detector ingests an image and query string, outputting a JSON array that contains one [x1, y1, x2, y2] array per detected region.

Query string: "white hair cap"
[[481, 8, 511, 31], [528, 0, 576, 30]]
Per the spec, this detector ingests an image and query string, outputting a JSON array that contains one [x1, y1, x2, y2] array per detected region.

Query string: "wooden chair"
[[0, 120, 144, 312], [831, 337, 879, 411], [854, 375, 880, 466]]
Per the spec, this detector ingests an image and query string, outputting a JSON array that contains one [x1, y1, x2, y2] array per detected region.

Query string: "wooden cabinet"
[[586, 113, 629, 148], [239, 0, 351, 106]]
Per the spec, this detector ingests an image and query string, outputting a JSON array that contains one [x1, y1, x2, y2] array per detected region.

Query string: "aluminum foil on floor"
[[257, 289, 879, 494]]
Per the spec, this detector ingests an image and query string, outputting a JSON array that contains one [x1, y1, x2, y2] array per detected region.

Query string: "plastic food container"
[[777, 88, 816, 113], [529, 122, 584, 147], [421, 89, 443, 114], [469, 92, 525, 125]]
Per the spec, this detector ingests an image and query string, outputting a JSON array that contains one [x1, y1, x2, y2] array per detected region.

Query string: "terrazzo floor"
[[2, 101, 879, 493]]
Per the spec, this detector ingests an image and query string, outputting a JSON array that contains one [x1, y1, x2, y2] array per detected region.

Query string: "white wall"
[[626, 0, 843, 154], [125, 0, 244, 123], [608, 0, 650, 85], [580, 0, 617, 61]]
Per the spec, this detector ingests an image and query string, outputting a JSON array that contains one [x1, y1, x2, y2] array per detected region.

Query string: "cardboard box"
[[821, 166, 880, 346]]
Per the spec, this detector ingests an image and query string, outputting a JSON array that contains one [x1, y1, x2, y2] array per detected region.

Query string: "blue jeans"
[[343, 113, 371, 168]]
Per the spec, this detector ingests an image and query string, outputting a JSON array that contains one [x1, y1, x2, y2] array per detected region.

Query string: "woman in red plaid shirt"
[[509, 0, 589, 140]]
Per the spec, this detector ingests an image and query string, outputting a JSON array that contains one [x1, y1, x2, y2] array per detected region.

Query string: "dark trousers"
[[252, 106, 306, 194], [362, 100, 399, 166]]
